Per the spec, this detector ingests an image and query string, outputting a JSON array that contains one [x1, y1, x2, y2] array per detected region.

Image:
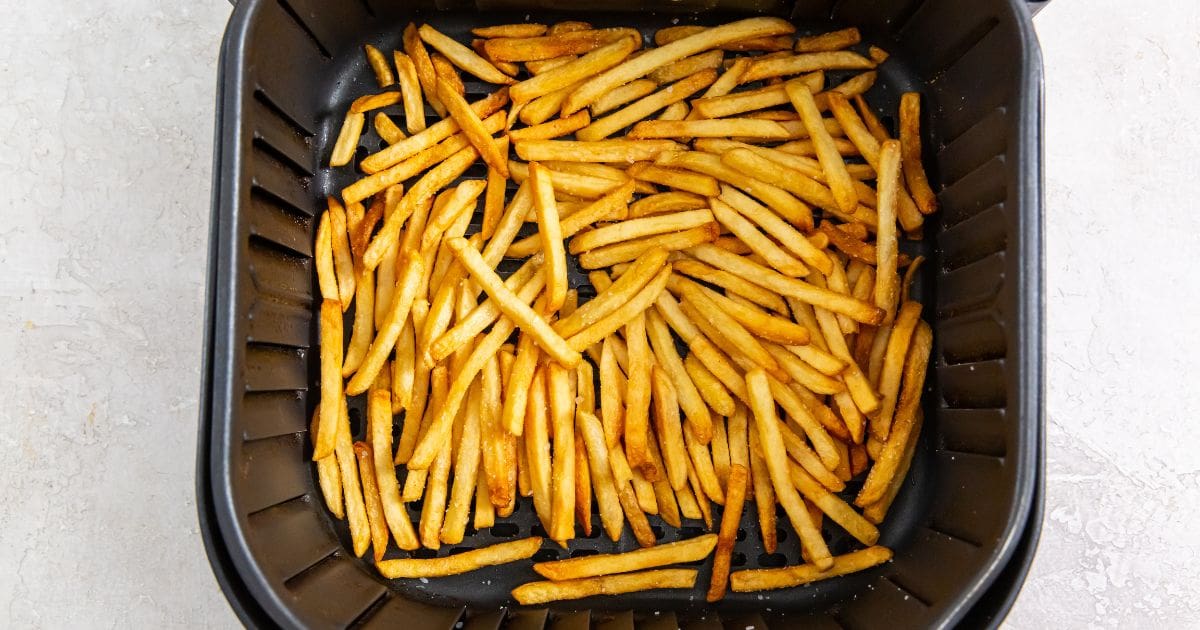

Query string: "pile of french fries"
[[313, 17, 938, 602]]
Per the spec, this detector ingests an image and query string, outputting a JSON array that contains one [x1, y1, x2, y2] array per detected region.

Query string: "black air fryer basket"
[[199, 0, 1045, 627]]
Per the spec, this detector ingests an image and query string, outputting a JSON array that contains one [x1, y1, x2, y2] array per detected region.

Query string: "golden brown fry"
[[618, 485, 657, 548], [742, 51, 874, 83], [655, 151, 813, 230], [334, 397, 371, 557], [646, 309, 713, 443], [654, 25, 791, 51], [623, 313, 657, 479], [706, 463, 747, 601], [350, 91, 403, 114], [874, 139, 902, 324], [513, 568, 696, 605], [730, 546, 892, 592], [313, 299, 344, 461], [647, 366, 688, 491], [389, 52, 425, 134], [747, 428, 777, 553], [786, 81, 857, 215], [871, 302, 922, 441], [502, 330, 540, 436], [563, 17, 795, 113], [684, 354, 735, 417], [863, 409, 923, 523], [691, 78, 814, 119], [378, 537, 544, 578], [710, 416, 731, 489], [364, 44, 395, 87], [326, 198, 356, 309], [574, 431, 593, 537], [679, 281, 783, 380], [629, 191, 707, 218], [506, 110, 591, 141], [647, 50, 724, 84], [352, 441, 390, 562], [567, 264, 672, 353], [419, 23, 514, 84], [627, 163, 719, 197], [345, 252, 425, 395], [524, 163, 568, 312], [685, 449, 713, 530], [359, 87, 508, 175], [794, 27, 861, 53], [511, 36, 639, 103], [525, 54, 578, 74], [484, 27, 641, 62], [546, 363, 576, 543], [366, 389, 418, 549], [535, 534, 716, 581], [556, 247, 668, 338], [438, 83, 508, 178], [671, 259, 786, 315], [599, 338, 626, 449], [579, 411, 624, 541], [315, 213, 338, 302], [591, 79, 658, 116], [582, 69, 720, 142], [570, 209, 714, 255], [747, 369, 832, 569], [473, 23, 548, 38], [403, 23, 446, 117], [630, 118, 790, 140], [900, 92, 938, 214], [708, 198, 808, 277], [330, 110, 364, 167], [342, 270, 375, 378], [440, 383, 483, 545], [526, 366, 554, 528], [517, 139, 682, 163]]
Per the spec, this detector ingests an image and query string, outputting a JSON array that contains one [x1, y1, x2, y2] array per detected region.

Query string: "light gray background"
[[1, 0, 1196, 627]]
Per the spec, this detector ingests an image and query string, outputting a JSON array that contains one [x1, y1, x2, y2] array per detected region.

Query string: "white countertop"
[[1, 0, 1196, 627]]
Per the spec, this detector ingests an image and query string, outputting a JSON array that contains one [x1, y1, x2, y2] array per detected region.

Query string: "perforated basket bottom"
[[310, 10, 939, 618]]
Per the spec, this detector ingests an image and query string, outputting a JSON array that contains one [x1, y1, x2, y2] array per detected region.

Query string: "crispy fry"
[[691, 77, 817, 119], [872, 302, 921, 440], [623, 313, 656, 478], [591, 79, 658, 116], [315, 214, 339, 304], [629, 191, 707, 218], [876, 139, 903, 323], [679, 281, 783, 380], [742, 51, 874, 83], [526, 366, 554, 529], [438, 83, 508, 178], [326, 198, 356, 309], [580, 69, 719, 142], [506, 110, 591, 141], [618, 485, 657, 548], [710, 417, 730, 489], [646, 309, 713, 442], [599, 338, 626, 448], [419, 23, 514, 84], [900, 92, 938, 214], [514, 568, 696, 604], [647, 50, 724, 84], [378, 537, 543, 578], [350, 91, 403, 114], [685, 449, 713, 529], [630, 118, 790, 140], [794, 27, 861, 53], [863, 409, 923, 523], [563, 17, 796, 113], [313, 299, 344, 461], [684, 354, 735, 417], [517, 139, 682, 163], [709, 198, 809, 277], [352, 441, 390, 562], [567, 265, 672, 351], [484, 27, 641, 62], [579, 222, 718, 270], [574, 431, 593, 537], [359, 87, 508, 174], [502, 331, 540, 436], [330, 111, 364, 167], [655, 25, 791, 51], [345, 252, 424, 395], [570, 209, 714, 254], [473, 24, 548, 38], [626, 163, 717, 197], [440, 383, 483, 544], [342, 270, 375, 378], [526, 162, 568, 311], [334, 396, 371, 557], [646, 435, 681, 527], [544, 362, 577, 543], [672, 258, 786, 315], [785, 81, 857, 215], [511, 36, 639, 103], [655, 151, 813, 230], [312, 410, 343, 518], [748, 428, 777, 553], [556, 247, 668, 338], [660, 100, 690, 120], [730, 546, 892, 592], [389, 53, 425, 134], [706, 464, 747, 601], [536, 534, 716, 581], [747, 369, 832, 569], [364, 44, 395, 87], [404, 23, 447, 117], [579, 410, 624, 541], [648, 366, 688, 491]]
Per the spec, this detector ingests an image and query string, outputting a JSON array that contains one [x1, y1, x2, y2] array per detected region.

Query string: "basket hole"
[[570, 549, 599, 558], [378, 139, 389, 151], [757, 553, 787, 568], [580, 526, 602, 539], [490, 523, 519, 538], [650, 526, 665, 540], [530, 523, 549, 538], [776, 527, 788, 542], [736, 529, 747, 542], [348, 407, 364, 438], [533, 549, 559, 562], [412, 548, 438, 559], [354, 145, 369, 165], [679, 526, 704, 540], [731, 552, 747, 567], [451, 546, 475, 554]]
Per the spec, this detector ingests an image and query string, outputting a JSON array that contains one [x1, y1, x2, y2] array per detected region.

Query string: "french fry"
[[748, 428, 777, 553], [630, 118, 790, 140], [872, 299, 921, 442], [706, 463, 747, 601], [623, 313, 657, 478], [528, 162, 568, 311], [684, 354, 736, 417], [618, 485, 657, 548], [626, 163, 718, 197], [562, 17, 796, 113], [335, 396, 371, 557], [691, 77, 815, 119], [483, 27, 641, 62], [714, 188, 829, 276], [675, 473, 702, 520], [684, 442, 713, 530], [747, 369, 832, 569], [473, 24, 547, 38], [516, 139, 682, 163], [419, 23, 514, 84], [421, 179, 486, 251], [502, 331, 540, 436], [511, 36, 639, 103], [857, 322, 931, 506], [741, 51, 874, 84], [330, 111, 364, 167], [814, 71, 876, 110], [525, 54, 578, 74], [475, 474, 496, 529], [672, 258, 787, 315], [313, 299, 344, 461], [862, 409, 923, 524], [438, 82, 508, 178], [350, 91, 403, 114], [548, 363, 577, 543], [535, 534, 716, 581], [510, 160, 625, 199], [513, 569, 697, 605], [578, 411, 625, 541], [647, 50, 724, 84], [315, 214, 338, 303], [648, 366, 689, 491], [575, 432, 593, 536], [403, 23, 447, 117], [591, 79, 658, 116], [440, 382, 483, 545], [679, 281, 783, 381], [599, 338, 626, 448], [786, 81, 857, 215], [646, 309, 713, 443], [367, 389, 418, 549], [481, 352, 515, 506], [567, 265, 672, 352], [377, 537, 544, 578], [345, 252, 424, 395], [578, 223, 717, 270], [569, 209, 714, 255], [730, 546, 892, 592], [342, 270, 375, 378], [687, 244, 883, 325], [326, 198, 356, 308], [629, 191, 707, 218], [389, 53, 425, 134], [900, 92, 938, 214], [709, 198, 809, 277], [794, 27, 861, 53], [506, 110, 591, 141], [576, 69, 718, 141], [556, 247, 668, 340], [525, 366, 554, 529], [364, 44, 395, 87], [647, 436, 682, 527], [359, 87, 508, 174], [655, 25, 791, 51], [447, 238, 578, 366], [655, 151, 813, 230], [311, 410, 343, 519], [353, 441, 390, 562]]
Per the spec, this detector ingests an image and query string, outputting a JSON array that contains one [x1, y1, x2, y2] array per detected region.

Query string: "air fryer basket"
[[200, 0, 1044, 627]]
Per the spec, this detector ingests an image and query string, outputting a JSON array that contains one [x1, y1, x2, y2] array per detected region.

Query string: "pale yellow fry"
[[335, 396, 370, 557], [684, 354, 735, 417], [418, 23, 514, 84], [786, 82, 857, 216], [569, 209, 714, 254], [578, 411, 625, 541], [440, 384, 483, 545], [526, 366, 553, 530], [392, 52, 426, 133], [875, 139, 902, 323], [367, 389, 418, 549], [576, 70, 718, 141], [630, 118, 790, 140], [658, 100, 691, 120], [591, 79, 658, 116], [599, 338, 627, 449], [359, 88, 508, 174], [516, 139, 683, 163], [649, 366, 689, 491], [535, 534, 717, 581], [345, 252, 424, 395], [311, 410, 343, 519], [730, 546, 892, 592], [562, 17, 796, 113], [364, 44, 395, 87], [511, 36, 639, 103], [315, 214, 338, 301], [746, 369, 832, 569], [377, 537, 543, 578], [313, 299, 344, 461], [566, 265, 672, 352], [513, 569, 697, 605], [508, 181, 635, 258], [506, 110, 591, 141], [873, 301, 923, 441], [330, 111, 364, 167], [646, 309, 713, 443], [648, 49, 724, 84], [529, 162, 568, 311], [655, 151, 813, 231], [327, 198, 356, 308], [548, 363, 577, 543]]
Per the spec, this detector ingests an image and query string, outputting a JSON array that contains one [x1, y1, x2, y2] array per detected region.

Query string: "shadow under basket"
[[199, 0, 1045, 628]]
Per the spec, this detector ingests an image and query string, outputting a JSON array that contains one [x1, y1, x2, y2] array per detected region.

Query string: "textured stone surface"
[[0, 0, 1196, 627]]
